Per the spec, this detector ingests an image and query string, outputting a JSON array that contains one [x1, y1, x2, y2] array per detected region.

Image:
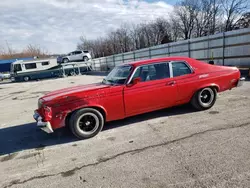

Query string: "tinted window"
[[25, 63, 37, 69], [172, 62, 192, 77], [83, 50, 89, 53], [75, 51, 82, 54], [14, 64, 22, 72], [42, 61, 49, 66], [132, 62, 170, 82]]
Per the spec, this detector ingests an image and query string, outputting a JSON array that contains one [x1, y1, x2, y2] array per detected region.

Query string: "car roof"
[[122, 56, 195, 67]]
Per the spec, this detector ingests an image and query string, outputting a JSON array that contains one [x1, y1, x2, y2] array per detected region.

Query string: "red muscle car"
[[33, 57, 245, 139]]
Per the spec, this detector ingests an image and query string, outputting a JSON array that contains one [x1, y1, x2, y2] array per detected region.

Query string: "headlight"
[[38, 99, 44, 108]]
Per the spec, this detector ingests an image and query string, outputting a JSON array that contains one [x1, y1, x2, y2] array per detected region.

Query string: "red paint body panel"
[[35, 57, 241, 130]]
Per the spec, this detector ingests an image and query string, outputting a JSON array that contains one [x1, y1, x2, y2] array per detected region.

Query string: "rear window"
[[25, 63, 37, 69], [83, 50, 89, 53], [172, 62, 192, 77]]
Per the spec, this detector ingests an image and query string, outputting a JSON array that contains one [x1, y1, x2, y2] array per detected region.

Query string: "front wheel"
[[191, 87, 217, 110], [69, 108, 104, 139], [63, 58, 69, 63]]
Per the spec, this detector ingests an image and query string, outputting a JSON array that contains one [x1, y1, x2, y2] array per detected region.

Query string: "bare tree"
[[194, 0, 221, 37], [221, 0, 248, 31], [174, 0, 199, 39], [234, 12, 250, 29], [23, 44, 48, 57]]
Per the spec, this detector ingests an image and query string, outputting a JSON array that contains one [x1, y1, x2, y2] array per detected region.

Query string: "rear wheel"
[[191, 87, 217, 110], [69, 71, 76, 76], [83, 56, 89, 61], [69, 108, 104, 139], [23, 76, 30, 82]]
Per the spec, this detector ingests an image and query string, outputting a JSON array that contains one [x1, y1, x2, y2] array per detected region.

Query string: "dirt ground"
[[0, 75, 250, 188]]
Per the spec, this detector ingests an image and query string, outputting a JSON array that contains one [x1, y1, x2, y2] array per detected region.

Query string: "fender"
[[196, 83, 220, 93], [70, 104, 108, 120]]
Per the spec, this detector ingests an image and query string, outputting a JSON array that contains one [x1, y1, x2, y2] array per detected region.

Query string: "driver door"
[[124, 62, 178, 117]]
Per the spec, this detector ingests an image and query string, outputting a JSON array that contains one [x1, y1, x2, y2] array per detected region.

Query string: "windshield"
[[102, 65, 133, 85]]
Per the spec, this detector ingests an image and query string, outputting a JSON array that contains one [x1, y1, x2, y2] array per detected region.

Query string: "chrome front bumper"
[[33, 112, 54, 133], [237, 77, 245, 87]]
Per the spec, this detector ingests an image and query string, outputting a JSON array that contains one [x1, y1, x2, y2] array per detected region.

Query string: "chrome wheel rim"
[[198, 88, 214, 107], [76, 113, 99, 135]]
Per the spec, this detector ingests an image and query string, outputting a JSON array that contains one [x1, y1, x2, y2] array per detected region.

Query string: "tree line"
[[77, 0, 249, 58], [0, 44, 49, 60]]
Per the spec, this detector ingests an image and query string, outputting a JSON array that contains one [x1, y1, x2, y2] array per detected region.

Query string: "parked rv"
[[10, 58, 92, 82]]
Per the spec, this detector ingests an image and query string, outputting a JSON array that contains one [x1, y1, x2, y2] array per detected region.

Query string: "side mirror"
[[132, 77, 141, 85]]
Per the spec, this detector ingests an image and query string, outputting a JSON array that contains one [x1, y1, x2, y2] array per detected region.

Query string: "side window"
[[14, 64, 22, 72], [75, 51, 82, 54], [131, 62, 170, 82], [25, 63, 37, 70], [42, 61, 49, 66], [172, 62, 192, 77]]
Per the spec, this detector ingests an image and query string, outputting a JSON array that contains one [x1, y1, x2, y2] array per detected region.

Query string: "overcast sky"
[[0, 0, 175, 54]]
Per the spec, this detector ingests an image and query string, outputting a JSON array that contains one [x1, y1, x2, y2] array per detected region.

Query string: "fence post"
[[222, 32, 225, 66], [188, 40, 191, 57], [113, 55, 115, 67], [133, 51, 136, 60], [93, 60, 96, 71], [149, 48, 151, 59], [105, 57, 108, 71], [168, 44, 170, 56], [99, 59, 101, 71], [122, 53, 124, 64]]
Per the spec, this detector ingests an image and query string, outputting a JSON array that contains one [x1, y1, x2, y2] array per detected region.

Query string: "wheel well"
[[191, 85, 219, 101], [211, 85, 219, 92], [65, 106, 106, 127]]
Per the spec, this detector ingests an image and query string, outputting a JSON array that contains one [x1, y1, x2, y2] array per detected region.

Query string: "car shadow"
[[0, 104, 196, 156]]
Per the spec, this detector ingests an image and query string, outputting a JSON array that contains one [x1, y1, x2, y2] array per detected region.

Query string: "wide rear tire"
[[191, 87, 217, 110], [69, 108, 104, 139]]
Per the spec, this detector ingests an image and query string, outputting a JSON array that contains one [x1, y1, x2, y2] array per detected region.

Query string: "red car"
[[33, 57, 245, 139]]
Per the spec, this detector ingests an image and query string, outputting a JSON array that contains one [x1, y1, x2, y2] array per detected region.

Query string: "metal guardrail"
[[91, 28, 250, 71]]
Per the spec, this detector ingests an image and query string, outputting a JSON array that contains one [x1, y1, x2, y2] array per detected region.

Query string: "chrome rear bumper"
[[237, 77, 245, 87], [33, 112, 53, 133]]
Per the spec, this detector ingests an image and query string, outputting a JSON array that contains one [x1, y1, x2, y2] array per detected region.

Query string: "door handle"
[[167, 81, 176, 86]]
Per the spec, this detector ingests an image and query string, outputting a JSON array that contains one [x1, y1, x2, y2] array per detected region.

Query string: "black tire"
[[69, 71, 76, 76], [69, 108, 104, 139], [23, 76, 30, 82], [191, 87, 217, 110], [63, 58, 69, 63], [83, 56, 89, 61]]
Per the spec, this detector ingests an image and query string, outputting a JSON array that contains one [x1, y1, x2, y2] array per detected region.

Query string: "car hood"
[[41, 83, 111, 103]]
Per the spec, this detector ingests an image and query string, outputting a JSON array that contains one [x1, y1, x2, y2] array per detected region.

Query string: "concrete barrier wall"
[[91, 28, 250, 71]]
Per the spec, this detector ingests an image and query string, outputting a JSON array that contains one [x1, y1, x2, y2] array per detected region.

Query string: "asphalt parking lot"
[[0, 75, 250, 188]]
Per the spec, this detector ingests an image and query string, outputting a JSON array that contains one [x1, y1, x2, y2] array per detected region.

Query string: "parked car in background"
[[0, 73, 11, 81], [58, 50, 92, 63], [33, 57, 245, 139]]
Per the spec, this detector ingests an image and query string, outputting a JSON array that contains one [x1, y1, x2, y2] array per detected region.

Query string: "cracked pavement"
[[0, 75, 250, 188]]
